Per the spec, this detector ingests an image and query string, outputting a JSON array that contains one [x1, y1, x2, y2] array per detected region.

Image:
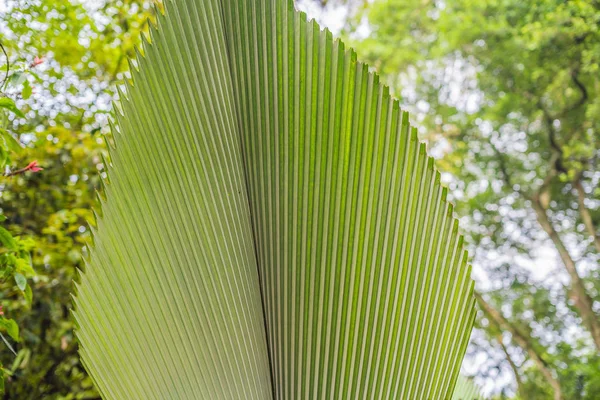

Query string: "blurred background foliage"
[[0, 0, 598, 398], [312, 0, 600, 398], [0, 0, 156, 398]]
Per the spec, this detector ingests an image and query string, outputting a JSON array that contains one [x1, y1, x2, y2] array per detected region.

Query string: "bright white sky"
[[296, 0, 348, 35]]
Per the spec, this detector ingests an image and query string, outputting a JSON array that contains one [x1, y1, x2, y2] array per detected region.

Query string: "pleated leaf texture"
[[451, 376, 484, 400], [73, 0, 476, 399]]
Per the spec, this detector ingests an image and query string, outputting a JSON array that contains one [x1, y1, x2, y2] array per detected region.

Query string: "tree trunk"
[[476, 293, 563, 400], [496, 334, 525, 398], [531, 200, 600, 351], [574, 179, 600, 253]]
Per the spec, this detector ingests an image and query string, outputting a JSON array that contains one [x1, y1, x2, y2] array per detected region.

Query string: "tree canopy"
[[343, 0, 600, 398], [0, 0, 598, 398]]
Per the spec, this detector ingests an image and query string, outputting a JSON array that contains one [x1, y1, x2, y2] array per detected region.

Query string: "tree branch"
[[487, 135, 599, 350], [573, 173, 600, 253], [490, 140, 526, 196], [569, 70, 588, 112], [0, 40, 9, 90], [530, 198, 600, 350], [496, 334, 525, 398], [475, 292, 563, 400], [523, 108, 600, 350], [540, 108, 567, 175]]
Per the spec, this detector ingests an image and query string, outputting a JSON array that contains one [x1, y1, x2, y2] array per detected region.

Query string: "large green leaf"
[[73, 0, 476, 399], [452, 375, 484, 400]]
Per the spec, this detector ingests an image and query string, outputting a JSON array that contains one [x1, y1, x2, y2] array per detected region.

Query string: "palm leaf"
[[452, 375, 484, 400], [73, 0, 476, 399]]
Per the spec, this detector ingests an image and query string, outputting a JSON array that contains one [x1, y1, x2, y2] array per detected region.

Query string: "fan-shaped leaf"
[[74, 1, 476, 399], [452, 375, 484, 400]]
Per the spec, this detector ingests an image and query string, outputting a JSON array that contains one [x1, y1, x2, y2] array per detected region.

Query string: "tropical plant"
[[342, 0, 600, 397], [0, 0, 154, 397], [1, 124, 105, 399], [0, 42, 46, 393], [452, 375, 483, 400], [73, 0, 477, 398]]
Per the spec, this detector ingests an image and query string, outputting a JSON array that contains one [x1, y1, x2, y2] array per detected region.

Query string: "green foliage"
[[0, 0, 594, 397], [346, 0, 600, 397], [0, 0, 155, 397], [452, 375, 483, 400], [0, 99, 25, 119], [0, 31, 45, 397], [0, 126, 104, 399]]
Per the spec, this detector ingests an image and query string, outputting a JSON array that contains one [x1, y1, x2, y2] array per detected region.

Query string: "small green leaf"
[[0, 129, 23, 154], [0, 318, 19, 342], [10, 348, 29, 371], [27, 70, 42, 83], [24, 285, 32, 306], [0, 368, 4, 395], [15, 259, 35, 277], [4, 254, 16, 267], [0, 146, 7, 170], [0, 98, 25, 119], [0, 227, 17, 251], [14, 273, 26, 292], [22, 82, 32, 100], [10, 349, 26, 372], [7, 72, 26, 88], [0, 332, 16, 356]]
